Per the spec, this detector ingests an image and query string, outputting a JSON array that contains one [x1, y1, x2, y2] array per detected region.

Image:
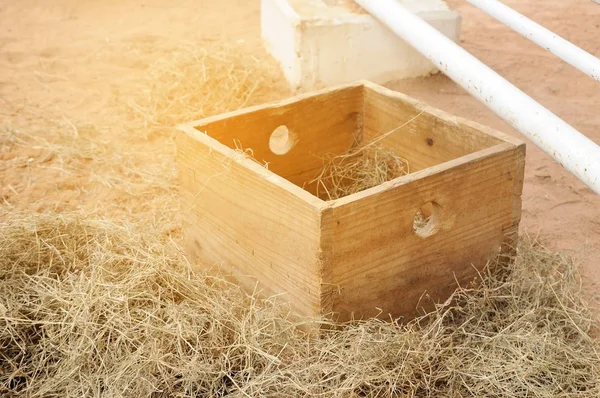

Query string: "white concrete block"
[[261, 0, 461, 92]]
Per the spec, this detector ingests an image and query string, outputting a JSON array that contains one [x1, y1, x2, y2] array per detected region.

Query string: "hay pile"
[[127, 42, 289, 139], [310, 144, 410, 200], [309, 114, 422, 201], [1, 212, 599, 397], [0, 212, 302, 397]]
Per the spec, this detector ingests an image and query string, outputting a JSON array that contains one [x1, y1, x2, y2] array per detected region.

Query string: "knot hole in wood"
[[269, 125, 297, 155], [413, 201, 442, 238]]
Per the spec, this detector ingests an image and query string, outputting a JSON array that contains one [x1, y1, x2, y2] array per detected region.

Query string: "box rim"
[[177, 80, 526, 211], [361, 80, 525, 147], [180, 81, 366, 128], [177, 123, 326, 208], [182, 80, 525, 148], [327, 141, 523, 208]]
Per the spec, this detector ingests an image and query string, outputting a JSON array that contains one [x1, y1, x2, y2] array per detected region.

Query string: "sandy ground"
[[0, 0, 598, 286]]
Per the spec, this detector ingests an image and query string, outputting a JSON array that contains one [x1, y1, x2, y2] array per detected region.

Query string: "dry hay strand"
[[0, 211, 305, 397], [233, 139, 270, 170], [127, 41, 290, 138], [309, 113, 423, 201], [311, 143, 410, 201], [1, 212, 599, 397]]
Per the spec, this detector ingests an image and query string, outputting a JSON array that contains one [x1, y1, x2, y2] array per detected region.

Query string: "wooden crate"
[[176, 81, 525, 322]]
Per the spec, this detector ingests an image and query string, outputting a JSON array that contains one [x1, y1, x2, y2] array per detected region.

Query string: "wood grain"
[[324, 142, 526, 321], [176, 125, 325, 318], [189, 83, 363, 195], [361, 81, 506, 173]]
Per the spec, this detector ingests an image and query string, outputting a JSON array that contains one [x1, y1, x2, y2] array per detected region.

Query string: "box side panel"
[[327, 143, 525, 321], [176, 131, 324, 318], [194, 85, 363, 195], [362, 85, 505, 172]]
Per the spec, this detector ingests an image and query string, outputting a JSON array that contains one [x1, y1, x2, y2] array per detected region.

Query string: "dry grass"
[[127, 41, 289, 139], [1, 212, 598, 397], [308, 113, 422, 201], [0, 212, 303, 397], [310, 143, 410, 201]]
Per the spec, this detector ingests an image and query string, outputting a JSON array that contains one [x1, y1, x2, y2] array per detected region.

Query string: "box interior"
[[193, 84, 504, 200]]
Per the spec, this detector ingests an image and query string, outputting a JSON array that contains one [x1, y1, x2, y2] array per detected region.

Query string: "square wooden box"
[[176, 81, 525, 322]]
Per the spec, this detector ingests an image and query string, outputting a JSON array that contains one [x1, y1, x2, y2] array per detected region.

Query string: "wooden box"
[[176, 81, 525, 322]]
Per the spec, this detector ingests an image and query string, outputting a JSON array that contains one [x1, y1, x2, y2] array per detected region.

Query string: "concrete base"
[[261, 0, 461, 92]]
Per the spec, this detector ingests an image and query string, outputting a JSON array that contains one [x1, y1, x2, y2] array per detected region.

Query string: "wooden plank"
[[188, 83, 364, 195], [361, 81, 506, 173], [325, 142, 526, 321], [176, 126, 326, 318]]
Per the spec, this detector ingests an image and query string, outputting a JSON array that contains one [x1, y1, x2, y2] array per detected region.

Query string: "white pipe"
[[354, 0, 600, 195], [467, 0, 600, 82]]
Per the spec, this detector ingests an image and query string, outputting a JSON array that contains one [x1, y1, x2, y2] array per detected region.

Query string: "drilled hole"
[[269, 125, 296, 155], [413, 201, 441, 238]]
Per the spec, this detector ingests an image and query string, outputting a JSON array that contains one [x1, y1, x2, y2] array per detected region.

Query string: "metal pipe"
[[467, 0, 600, 82], [354, 0, 600, 195]]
